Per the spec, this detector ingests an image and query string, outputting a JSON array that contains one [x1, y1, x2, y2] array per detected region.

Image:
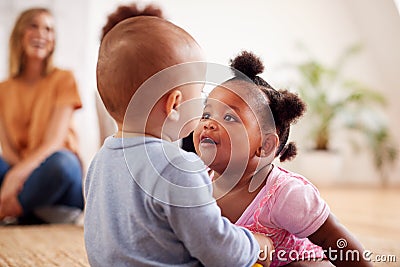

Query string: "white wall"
[[1, 0, 399, 185]]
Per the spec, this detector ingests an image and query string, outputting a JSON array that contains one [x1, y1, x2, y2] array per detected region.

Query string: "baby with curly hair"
[[193, 51, 372, 267]]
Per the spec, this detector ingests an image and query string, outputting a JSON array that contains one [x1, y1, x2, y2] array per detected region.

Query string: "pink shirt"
[[235, 165, 330, 266]]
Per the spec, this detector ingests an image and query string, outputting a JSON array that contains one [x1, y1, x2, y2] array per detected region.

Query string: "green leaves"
[[291, 43, 398, 184]]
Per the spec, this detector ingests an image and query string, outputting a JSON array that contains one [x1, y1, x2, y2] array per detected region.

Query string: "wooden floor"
[[0, 224, 89, 267], [0, 187, 399, 266], [320, 187, 400, 266]]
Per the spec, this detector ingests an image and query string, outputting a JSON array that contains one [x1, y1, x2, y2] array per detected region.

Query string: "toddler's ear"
[[257, 133, 279, 158], [165, 90, 182, 121]]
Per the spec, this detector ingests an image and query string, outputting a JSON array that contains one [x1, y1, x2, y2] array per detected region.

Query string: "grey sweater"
[[84, 136, 259, 267]]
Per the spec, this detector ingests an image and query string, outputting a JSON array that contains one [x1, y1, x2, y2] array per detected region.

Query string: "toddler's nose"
[[204, 120, 217, 130]]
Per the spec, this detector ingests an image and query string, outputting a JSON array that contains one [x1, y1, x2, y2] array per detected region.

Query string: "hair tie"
[[279, 144, 289, 157]]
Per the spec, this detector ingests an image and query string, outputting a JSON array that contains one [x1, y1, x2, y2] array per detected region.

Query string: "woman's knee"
[[41, 150, 82, 182], [0, 155, 11, 183]]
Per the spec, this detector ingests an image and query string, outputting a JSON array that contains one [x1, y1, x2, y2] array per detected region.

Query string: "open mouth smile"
[[201, 137, 216, 144], [31, 38, 47, 48], [200, 135, 218, 145]]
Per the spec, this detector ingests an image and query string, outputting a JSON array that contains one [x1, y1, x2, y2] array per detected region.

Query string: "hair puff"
[[275, 90, 306, 125], [230, 51, 264, 79], [101, 3, 164, 41], [279, 142, 298, 162]]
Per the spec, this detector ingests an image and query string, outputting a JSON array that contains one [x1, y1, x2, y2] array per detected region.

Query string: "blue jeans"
[[0, 150, 84, 219]]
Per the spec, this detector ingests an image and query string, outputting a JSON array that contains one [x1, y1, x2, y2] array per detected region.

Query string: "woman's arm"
[[0, 117, 20, 165], [0, 105, 75, 217], [16, 104, 75, 173], [308, 213, 372, 266]]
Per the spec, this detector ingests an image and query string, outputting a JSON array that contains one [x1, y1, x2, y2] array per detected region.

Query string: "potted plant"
[[288, 44, 397, 185]]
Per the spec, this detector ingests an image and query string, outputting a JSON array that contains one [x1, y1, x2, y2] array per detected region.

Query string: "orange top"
[[0, 68, 82, 159]]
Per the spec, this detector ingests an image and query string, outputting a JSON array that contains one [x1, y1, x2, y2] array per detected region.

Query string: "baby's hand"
[[252, 232, 273, 267]]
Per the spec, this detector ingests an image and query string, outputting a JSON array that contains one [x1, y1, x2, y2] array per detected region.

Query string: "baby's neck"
[[115, 130, 177, 143], [213, 163, 273, 192], [115, 130, 160, 139]]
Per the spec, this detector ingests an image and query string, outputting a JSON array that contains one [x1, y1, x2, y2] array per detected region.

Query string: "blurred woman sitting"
[[0, 8, 83, 224]]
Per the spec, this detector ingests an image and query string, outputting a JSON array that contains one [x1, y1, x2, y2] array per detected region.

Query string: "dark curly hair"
[[100, 3, 164, 41], [230, 51, 306, 162]]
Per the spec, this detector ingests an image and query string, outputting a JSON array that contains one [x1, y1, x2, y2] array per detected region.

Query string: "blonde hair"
[[9, 8, 55, 78]]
